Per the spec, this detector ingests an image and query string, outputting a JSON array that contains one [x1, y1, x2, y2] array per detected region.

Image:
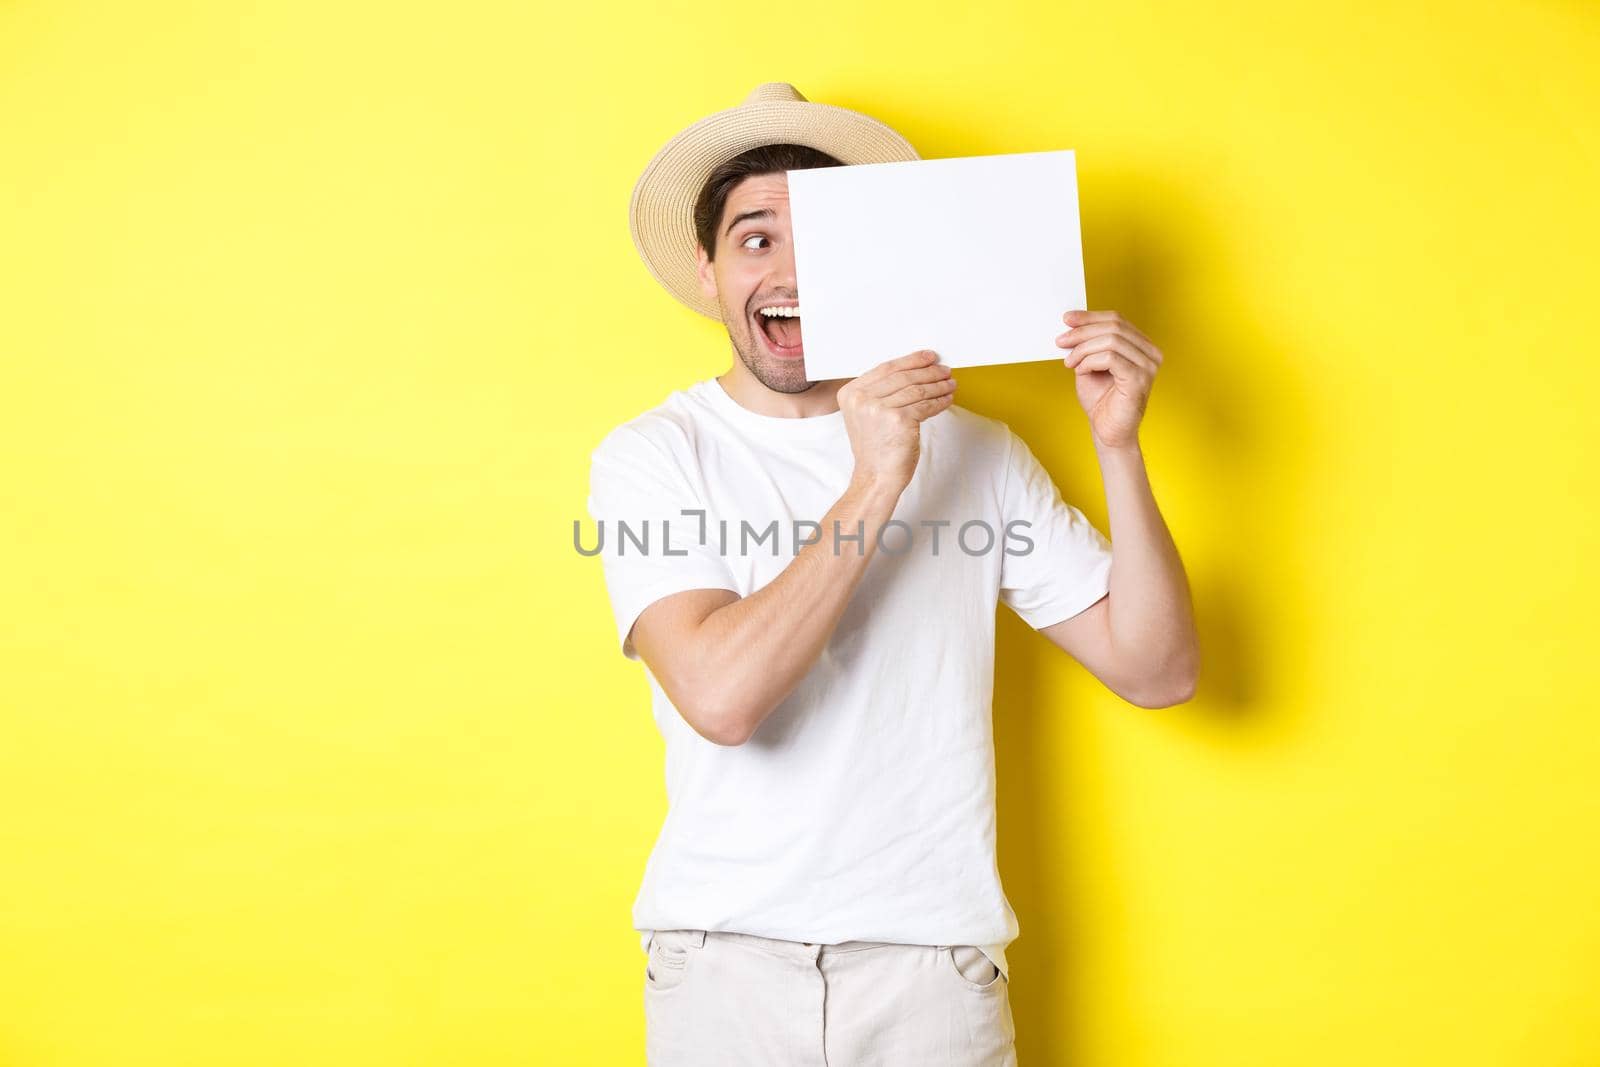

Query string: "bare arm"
[[631, 474, 903, 744], [630, 350, 956, 745], [1040, 309, 1199, 707], [1040, 438, 1200, 707]]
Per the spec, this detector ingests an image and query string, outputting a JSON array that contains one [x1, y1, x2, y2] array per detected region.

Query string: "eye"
[[741, 233, 770, 251]]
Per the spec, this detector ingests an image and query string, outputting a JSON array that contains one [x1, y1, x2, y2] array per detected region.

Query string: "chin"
[[738, 339, 811, 393]]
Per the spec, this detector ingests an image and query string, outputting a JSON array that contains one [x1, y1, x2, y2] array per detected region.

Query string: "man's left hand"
[[1055, 309, 1163, 451]]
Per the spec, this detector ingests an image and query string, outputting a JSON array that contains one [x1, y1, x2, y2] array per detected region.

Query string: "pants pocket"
[[645, 929, 703, 993], [944, 944, 1006, 991]]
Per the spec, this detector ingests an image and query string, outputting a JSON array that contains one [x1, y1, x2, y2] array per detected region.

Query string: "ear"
[[696, 243, 718, 303]]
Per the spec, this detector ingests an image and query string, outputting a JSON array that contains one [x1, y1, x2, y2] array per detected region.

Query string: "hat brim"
[[629, 99, 920, 322]]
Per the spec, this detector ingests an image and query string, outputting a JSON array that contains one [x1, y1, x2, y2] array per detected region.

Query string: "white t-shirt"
[[586, 376, 1113, 981]]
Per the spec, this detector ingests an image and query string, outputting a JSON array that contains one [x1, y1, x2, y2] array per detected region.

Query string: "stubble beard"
[[726, 303, 813, 395]]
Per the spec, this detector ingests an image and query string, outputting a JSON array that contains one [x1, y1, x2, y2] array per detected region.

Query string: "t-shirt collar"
[[700, 376, 846, 440]]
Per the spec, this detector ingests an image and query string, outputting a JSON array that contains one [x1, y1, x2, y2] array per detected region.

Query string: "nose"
[[770, 240, 797, 291]]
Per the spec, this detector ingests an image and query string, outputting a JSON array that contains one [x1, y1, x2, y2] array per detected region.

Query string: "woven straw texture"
[[628, 82, 920, 321]]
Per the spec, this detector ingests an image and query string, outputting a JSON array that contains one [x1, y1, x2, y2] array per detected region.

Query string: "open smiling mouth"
[[754, 304, 804, 358]]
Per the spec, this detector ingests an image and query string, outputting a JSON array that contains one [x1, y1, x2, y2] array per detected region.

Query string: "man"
[[587, 82, 1200, 1065]]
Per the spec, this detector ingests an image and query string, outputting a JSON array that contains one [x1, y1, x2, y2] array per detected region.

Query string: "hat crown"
[[743, 82, 808, 105], [631, 81, 917, 322]]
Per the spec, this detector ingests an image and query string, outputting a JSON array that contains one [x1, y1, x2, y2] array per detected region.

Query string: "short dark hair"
[[694, 143, 844, 261]]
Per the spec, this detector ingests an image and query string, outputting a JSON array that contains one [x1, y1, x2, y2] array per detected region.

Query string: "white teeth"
[[758, 306, 801, 317]]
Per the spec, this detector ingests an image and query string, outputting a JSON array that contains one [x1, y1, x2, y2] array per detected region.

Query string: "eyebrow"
[[724, 208, 775, 239]]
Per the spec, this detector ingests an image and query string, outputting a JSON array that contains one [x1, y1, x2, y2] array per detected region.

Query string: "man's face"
[[696, 172, 812, 394]]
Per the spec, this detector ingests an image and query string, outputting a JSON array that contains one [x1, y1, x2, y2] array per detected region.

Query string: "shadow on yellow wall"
[[1, 1, 1596, 1065]]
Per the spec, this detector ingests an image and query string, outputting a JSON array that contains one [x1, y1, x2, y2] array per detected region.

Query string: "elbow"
[[679, 690, 755, 746], [657, 654, 753, 745], [665, 641, 777, 746], [1160, 672, 1200, 708], [1124, 680, 1195, 710], [1124, 655, 1201, 710], [701, 708, 754, 746]]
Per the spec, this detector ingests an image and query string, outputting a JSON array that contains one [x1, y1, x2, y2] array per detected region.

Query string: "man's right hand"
[[837, 350, 956, 494]]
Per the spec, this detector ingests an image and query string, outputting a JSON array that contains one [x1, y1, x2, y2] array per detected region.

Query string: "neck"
[[717, 360, 844, 418]]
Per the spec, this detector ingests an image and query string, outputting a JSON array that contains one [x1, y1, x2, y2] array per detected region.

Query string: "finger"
[[1061, 309, 1123, 327], [861, 349, 940, 383], [1062, 334, 1157, 375], [1060, 311, 1161, 357], [1062, 321, 1152, 358], [869, 362, 953, 398], [904, 392, 956, 421], [1057, 320, 1161, 364], [1070, 348, 1147, 386], [882, 376, 958, 409]]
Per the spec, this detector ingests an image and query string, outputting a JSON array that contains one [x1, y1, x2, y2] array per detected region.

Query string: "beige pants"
[[643, 929, 1017, 1065]]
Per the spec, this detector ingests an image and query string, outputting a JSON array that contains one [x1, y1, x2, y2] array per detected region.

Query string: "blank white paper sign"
[[787, 149, 1085, 380]]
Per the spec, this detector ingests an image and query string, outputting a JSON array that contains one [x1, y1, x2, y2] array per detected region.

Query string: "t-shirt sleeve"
[[586, 425, 741, 661], [997, 429, 1114, 629]]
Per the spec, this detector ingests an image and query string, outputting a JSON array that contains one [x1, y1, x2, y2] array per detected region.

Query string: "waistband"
[[652, 928, 944, 961]]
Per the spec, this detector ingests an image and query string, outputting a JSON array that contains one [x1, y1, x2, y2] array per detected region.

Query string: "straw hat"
[[627, 81, 920, 322]]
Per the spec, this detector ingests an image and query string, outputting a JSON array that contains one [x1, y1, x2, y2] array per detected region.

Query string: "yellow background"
[[2, 1, 1596, 1064]]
